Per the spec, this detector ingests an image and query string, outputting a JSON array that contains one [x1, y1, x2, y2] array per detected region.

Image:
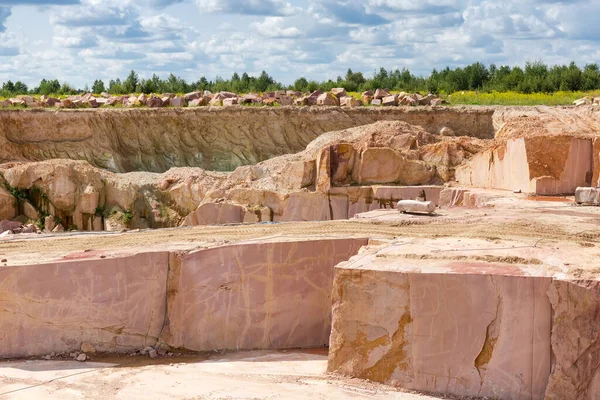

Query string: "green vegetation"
[[122, 210, 133, 225], [2, 61, 600, 105], [3, 181, 28, 202], [443, 90, 600, 106]]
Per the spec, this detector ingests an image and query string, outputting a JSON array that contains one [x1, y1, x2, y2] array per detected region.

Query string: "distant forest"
[[2, 61, 600, 97]]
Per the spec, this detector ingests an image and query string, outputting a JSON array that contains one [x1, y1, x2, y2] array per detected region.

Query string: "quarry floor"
[[1, 191, 600, 399], [1, 191, 599, 275], [0, 350, 460, 400]]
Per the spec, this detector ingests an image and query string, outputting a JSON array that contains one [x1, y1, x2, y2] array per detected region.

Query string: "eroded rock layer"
[[0, 107, 494, 172]]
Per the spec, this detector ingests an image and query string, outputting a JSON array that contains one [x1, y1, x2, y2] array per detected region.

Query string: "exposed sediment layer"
[[327, 238, 600, 400], [0, 107, 494, 172]]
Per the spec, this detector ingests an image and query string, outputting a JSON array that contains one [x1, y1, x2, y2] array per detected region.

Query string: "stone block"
[[0, 252, 169, 358], [162, 238, 368, 351]]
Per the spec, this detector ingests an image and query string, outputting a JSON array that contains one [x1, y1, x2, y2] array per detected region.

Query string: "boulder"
[[294, 97, 308, 106], [307, 90, 323, 106], [574, 97, 592, 106], [169, 96, 185, 107], [382, 94, 399, 106], [0, 186, 16, 221], [0, 219, 22, 233], [52, 224, 65, 233], [44, 216, 56, 232], [184, 91, 202, 101], [188, 97, 208, 107], [241, 93, 262, 104], [23, 200, 39, 221], [371, 99, 382, 106], [418, 93, 437, 106], [146, 96, 163, 108], [9, 98, 25, 106], [317, 93, 340, 106], [222, 97, 239, 106], [362, 94, 373, 104], [278, 96, 294, 106], [331, 88, 347, 99], [340, 96, 362, 107], [374, 89, 390, 99], [399, 96, 417, 106], [575, 187, 599, 205]]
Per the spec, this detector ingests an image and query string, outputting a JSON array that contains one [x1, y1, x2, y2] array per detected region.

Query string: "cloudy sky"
[[0, 0, 598, 88]]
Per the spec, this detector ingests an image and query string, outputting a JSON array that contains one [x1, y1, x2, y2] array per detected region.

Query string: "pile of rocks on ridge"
[[573, 96, 600, 107], [0, 88, 446, 109]]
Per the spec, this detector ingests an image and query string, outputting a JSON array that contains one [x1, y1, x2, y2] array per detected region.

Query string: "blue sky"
[[0, 0, 598, 88]]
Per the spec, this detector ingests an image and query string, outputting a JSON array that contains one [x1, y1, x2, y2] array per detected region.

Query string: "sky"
[[0, 0, 598, 88]]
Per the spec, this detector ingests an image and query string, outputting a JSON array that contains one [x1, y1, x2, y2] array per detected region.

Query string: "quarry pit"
[[1, 105, 600, 400]]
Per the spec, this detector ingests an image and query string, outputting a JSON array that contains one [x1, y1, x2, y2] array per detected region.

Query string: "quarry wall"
[[0, 237, 368, 359], [0, 107, 495, 172]]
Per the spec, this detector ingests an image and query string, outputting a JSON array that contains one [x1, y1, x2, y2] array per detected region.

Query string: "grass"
[[443, 90, 600, 106]]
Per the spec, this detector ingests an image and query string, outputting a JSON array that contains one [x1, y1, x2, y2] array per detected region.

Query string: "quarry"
[[1, 104, 600, 400]]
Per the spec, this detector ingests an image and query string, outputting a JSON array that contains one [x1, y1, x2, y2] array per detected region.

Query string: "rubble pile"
[[0, 88, 446, 109]]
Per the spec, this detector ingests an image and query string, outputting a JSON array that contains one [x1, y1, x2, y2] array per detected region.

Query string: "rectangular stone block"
[[328, 254, 553, 400], [0, 252, 169, 358], [163, 238, 368, 351]]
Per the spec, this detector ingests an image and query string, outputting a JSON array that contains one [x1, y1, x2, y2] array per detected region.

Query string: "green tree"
[[92, 79, 106, 94], [123, 70, 139, 93]]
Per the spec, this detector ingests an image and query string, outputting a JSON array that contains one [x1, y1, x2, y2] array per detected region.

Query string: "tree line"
[[2, 61, 600, 97]]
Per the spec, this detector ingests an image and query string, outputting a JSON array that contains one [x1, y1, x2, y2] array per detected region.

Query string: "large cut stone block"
[[0, 252, 169, 358], [457, 136, 593, 195], [163, 238, 367, 351], [328, 244, 553, 400]]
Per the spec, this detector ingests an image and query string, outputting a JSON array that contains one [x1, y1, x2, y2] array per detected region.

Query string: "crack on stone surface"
[[474, 277, 502, 389]]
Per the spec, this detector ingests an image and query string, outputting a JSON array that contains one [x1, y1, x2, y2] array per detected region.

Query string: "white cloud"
[[0, 0, 596, 88]]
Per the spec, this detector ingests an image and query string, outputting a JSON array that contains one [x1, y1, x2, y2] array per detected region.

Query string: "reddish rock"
[[241, 93, 262, 104], [278, 96, 293, 106], [382, 94, 399, 106], [307, 90, 323, 106], [184, 91, 202, 101], [84, 98, 99, 108], [294, 97, 308, 106], [340, 96, 362, 107], [400, 96, 417, 106], [188, 97, 208, 107], [222, 97, 238, 106], [374, 89, 390, 99], [146, 96, 163, 108], [331, 88, 347, 99], [316, 92, 339, 106], [170, 96, 186, 107], [0, 219, 22, 233]]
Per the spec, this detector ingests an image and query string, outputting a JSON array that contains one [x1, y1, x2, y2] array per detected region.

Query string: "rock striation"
[[0, 107, 494, 172]]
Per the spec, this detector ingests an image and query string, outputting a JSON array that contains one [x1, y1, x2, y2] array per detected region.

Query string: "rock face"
[[457, 136, 595, 194], [0, 160, 225, 231], [327, 239, 600, 400], [0, 252, 169, 358], [162, 238, 368, 351], [0, 108, 495, 172]]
